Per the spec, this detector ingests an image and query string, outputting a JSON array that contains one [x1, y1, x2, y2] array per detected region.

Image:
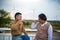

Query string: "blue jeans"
[[21, 35, 30, 40], [12, 34, 30, 40], [12, 34, 22, 40]]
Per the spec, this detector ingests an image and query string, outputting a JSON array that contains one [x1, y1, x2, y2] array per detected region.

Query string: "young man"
[[31, 13, 53, 40], [10, 12, 27, 40]]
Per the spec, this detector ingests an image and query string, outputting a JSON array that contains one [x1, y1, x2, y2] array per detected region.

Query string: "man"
[[10, 12, 28, 40], [31, 13, 53, 40]]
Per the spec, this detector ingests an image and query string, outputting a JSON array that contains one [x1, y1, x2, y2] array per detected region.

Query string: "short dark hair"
[[38, 13, 47, 21], [15, 12, 22, 19]]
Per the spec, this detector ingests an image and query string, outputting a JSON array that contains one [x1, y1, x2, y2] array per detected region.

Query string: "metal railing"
[[0, 28, 60, 40], [0, 33, 35, 40]]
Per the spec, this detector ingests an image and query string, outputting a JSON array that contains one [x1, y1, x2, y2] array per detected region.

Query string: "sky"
[[0, 0, 60, 20]]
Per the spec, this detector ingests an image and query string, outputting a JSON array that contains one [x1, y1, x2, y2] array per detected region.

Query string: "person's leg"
[[12, 35, 16, 40], [21, 35, 30, 40], [12, 35, 22, 40], [16, 35, 22, 40]]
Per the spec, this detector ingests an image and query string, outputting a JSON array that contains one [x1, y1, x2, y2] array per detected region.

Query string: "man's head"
[[15, 12, 22, 20], [38, 13, 47, 24]]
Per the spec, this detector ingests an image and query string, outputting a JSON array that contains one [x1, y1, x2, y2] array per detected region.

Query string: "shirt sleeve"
[[10, 21, 18, 30], [31, 22, 37, 29], [48, 25, 53, 40]]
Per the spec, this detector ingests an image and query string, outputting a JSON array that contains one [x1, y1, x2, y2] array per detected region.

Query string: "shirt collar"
[[41, 21, 48, 26]]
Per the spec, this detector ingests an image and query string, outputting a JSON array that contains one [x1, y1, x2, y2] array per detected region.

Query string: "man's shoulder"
[[46, 22, 52, 28]]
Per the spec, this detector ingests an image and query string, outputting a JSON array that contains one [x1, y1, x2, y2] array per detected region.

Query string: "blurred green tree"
[[0, 9, 11, 27]]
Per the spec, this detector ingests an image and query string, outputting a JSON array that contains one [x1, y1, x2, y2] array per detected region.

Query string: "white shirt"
[[31, 22, 53, 40]]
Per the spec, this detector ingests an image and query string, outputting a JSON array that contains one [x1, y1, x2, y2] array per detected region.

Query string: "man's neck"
[[41, 21, 46, 24]]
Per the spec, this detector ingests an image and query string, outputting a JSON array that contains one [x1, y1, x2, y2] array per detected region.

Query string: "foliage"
[[0, 10, 11, 27]]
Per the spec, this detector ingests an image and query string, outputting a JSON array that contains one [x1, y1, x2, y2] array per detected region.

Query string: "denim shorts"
[[12, 34, 22, 40]]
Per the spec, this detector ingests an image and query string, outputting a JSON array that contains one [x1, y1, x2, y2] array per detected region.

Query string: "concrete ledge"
[[0, 28, 60, 32], [0, 28, 37, 31], [54, 30, 60, 32]]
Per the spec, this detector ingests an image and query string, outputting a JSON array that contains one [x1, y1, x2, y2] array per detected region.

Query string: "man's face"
[[38, 18, 45, 23], [16, 14, 22, 20]]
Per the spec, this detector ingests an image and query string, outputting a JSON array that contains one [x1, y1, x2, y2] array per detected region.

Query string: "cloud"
[[0, 0, 60, 20]]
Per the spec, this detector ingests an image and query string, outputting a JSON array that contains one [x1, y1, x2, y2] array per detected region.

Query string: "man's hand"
[[32, 20, 36, 23], [17, 20, 23, 25]]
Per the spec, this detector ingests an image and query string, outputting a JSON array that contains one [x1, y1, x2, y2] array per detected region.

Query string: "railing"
[[0, 28, 36, 40], [0, 33, 11, 40], [0, 28, 60, 40], [0, 33, 35, 40], [0, 32, 60, 40]]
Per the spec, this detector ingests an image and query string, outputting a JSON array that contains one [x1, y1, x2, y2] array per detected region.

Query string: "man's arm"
[[22, 26, 28, 35], [10, 20, 22, 30], [48, 25, 53, 40]]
